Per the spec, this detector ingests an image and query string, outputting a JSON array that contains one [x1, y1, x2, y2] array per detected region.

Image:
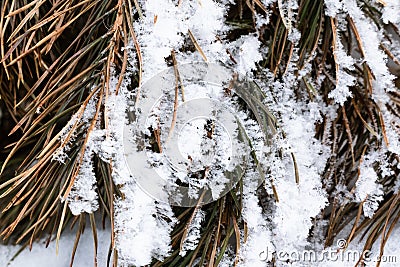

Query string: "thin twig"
[[167, 50, 181, 142]]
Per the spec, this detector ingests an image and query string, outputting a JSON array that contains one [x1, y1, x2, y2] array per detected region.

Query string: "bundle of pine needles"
[[0, 0, 399, 266]]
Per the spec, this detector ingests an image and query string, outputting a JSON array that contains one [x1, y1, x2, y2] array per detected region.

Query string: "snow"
[[255, 49, 331, 259], [67, 145, 99, 216], [239, 169, 274, 267], [52, 91, 99, 164], [4, 219, 400, 266], [328, 31, 355, 105], [355, 165, 383, 218], [179, 209, 205, 257], [316, 218, 400, 267], [114, 188, 176, 266], [382, 0, 400, 27], [67, 129, 105, 215], [344, 1, 395, 94], [324, 0, 342, 17], [5, 0, 400, 266], [323, 0, 400, 221], [277, 0, 298, 34], [0, 227, 111, 267], [136, 0, 228, 82], [105, 72, 177, 266], [235, 35, 263, 75]]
